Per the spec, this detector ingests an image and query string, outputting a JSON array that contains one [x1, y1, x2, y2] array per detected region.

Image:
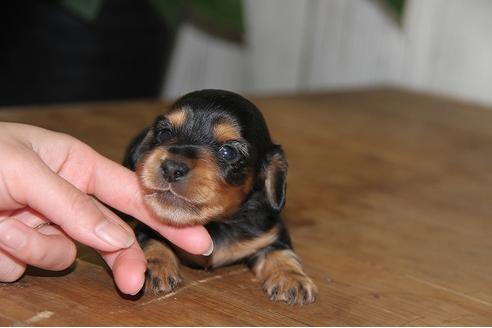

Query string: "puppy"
[[124, 89, 317, 305]]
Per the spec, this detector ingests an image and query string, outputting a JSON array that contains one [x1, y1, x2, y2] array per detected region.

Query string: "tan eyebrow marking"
[[213, 121, 241, 142], [166, 109, 187, 127]]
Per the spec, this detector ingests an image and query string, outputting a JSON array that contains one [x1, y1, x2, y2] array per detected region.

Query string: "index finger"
[[87, 152, 213, 255]]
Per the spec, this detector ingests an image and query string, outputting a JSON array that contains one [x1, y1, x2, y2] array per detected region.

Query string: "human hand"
[[0, 123, 213, 295]]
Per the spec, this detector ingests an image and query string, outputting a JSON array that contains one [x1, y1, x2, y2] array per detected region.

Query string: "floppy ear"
[[123, 127, 153, 170], [263, 146, 288, 212]]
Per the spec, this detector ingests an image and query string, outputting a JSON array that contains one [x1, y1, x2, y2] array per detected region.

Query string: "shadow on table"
[[25, 262, 76, 277]]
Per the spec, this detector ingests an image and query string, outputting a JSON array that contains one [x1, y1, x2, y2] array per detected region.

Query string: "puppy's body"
[[125, 90, 317, 305]]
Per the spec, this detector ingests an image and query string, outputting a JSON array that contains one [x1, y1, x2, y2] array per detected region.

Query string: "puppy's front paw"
[[146, 258, 182, 295], [143, 239, 182, 295], [254, 249, 318, 305], [263, 270, 317, 305]]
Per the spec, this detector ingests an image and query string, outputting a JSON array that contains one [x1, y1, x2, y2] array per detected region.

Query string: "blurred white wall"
[[162, 0, 492, 107]]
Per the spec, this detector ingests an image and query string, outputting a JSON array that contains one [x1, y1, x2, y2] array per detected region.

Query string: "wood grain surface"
[[0, 89, 491, 326]]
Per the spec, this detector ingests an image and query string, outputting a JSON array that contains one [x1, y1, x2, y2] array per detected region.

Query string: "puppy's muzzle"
[[161, 159, 190, 183]]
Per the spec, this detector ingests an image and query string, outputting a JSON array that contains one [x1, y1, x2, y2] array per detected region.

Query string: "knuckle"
[[70, 192, 94, 214], [28, 236, 77, 270], [26, 242, 50, 265], [56, 241, 77, 270], [66, 193, 99, 230]]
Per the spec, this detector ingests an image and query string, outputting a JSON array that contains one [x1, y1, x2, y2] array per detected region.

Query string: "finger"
[[156, 225, 214, 256], [85, 154, 213, 255], [100, 243, 147, 295], [1, 205, 146, 293], [0, 249, 26, 282], [4, 207, 48, 230], [2, 207, 68, 239], [0, 218, 76, 271], [7, 157, 135, 252]]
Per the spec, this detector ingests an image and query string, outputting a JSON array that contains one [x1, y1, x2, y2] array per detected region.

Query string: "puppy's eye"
[[155, 128, 173, 143], [218, 145, 239, 162]]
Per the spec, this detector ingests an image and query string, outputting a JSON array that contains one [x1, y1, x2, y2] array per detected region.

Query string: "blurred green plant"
[[381, 0, 406, 23], [59, 0, 406, 43], [59, 0, 244, 42]]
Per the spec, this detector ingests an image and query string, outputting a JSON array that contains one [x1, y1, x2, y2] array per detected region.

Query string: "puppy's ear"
[[123, 127, 153, 170], [263, 146, 288, 212]]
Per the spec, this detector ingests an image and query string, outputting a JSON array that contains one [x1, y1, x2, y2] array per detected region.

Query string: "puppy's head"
[[126, 89, 287, 226]]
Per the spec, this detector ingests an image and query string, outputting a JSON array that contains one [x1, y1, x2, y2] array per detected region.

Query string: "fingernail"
[[0, 220, 26, 250], [201, 241, 214, 256], [95, 220, 134, 248]]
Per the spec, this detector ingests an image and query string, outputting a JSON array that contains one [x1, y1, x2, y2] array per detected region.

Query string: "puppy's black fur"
[[124, 89, 317, 305]]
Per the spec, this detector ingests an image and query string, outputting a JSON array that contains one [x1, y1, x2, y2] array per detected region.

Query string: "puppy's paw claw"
[[146, 258, 182, 295], [263, 271, 318, 305]]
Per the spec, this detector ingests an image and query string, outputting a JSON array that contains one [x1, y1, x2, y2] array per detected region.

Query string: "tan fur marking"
[[213, 121, 241, 142], [265, 152, 287, 207], [210, 225, 280, 267], [144, 239, 182, 295], [137, 148, 169, 191], [253, 249, 318, 305], [137, 147, 254, 226], [167, 109, 187, 127], [144, 239, 178, 264]]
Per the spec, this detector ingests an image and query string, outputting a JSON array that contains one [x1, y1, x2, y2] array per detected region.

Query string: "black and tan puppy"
[[124, 89, 317, 305]]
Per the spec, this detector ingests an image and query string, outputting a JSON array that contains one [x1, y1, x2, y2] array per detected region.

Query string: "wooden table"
[[0, 89, 491, 326]]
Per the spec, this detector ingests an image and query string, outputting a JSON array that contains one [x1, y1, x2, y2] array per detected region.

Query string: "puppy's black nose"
[[161, 159, 189, 183]]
